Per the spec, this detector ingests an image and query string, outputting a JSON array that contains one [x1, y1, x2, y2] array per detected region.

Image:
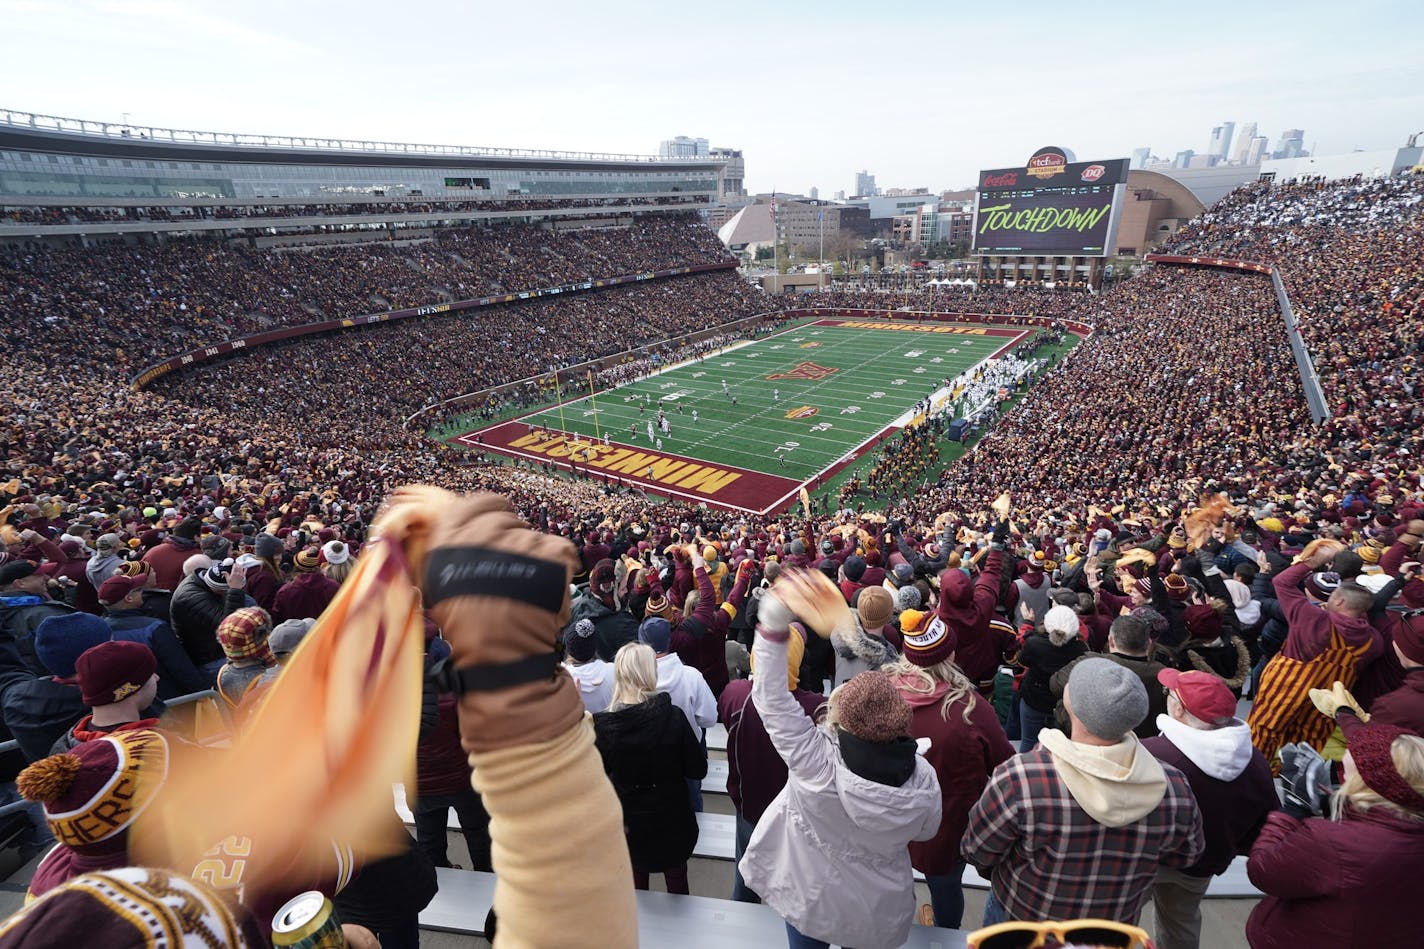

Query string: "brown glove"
[[389, 487, 583, 754]]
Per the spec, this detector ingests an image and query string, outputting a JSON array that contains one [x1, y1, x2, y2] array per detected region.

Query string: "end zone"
[[454, 422, 803, 514]]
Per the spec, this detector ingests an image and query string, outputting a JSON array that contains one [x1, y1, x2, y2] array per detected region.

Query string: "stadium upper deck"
[[0, 108, 723, 237]]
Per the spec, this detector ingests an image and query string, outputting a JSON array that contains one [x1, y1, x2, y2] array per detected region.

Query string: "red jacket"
[[271, 572, 340, 624], [717, 678, 822, 824], [937, 550, 1006, 683], [893, 678, 1013, 875], [1247, 806, 1424, 948], [1367, 667, 1424, 734], [1273, 562, 1384, 664], [417, 693, 473, 797], [141, 538, 201, 592]]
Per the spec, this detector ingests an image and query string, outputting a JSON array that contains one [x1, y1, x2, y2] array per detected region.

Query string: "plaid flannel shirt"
[[962, 746, 1204, 923]]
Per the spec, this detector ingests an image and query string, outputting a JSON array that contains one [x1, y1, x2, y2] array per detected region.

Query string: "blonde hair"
[[880, 655, 979, 724], [1333, 732, 1424, 824], [610, 642, 659, 708], [322, 558, 354, 585]]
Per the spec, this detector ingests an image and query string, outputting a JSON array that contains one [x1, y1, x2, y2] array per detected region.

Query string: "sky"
[[3, 0, 1422, 196]]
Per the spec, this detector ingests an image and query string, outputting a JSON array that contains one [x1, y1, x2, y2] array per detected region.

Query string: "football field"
[[451, 319, 1030, 514]]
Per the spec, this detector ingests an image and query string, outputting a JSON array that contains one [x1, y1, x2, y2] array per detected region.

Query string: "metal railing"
[[1, 108, 715, 165]]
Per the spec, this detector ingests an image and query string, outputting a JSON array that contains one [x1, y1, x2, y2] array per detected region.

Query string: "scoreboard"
[[972, 148, 1129, 257]]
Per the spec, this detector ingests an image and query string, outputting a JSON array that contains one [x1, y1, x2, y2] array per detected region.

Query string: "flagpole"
[[587, 370, 601, 440], [771, 189, 778, 294], [554, 369, 568, 434]]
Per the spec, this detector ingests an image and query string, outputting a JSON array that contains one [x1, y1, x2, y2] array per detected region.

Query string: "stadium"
[[1, 98, 1422, 949]]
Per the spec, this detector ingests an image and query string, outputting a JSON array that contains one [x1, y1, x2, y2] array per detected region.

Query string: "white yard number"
[[868, 391, 886, 399], [840, 406, 861, 415], [905, 350, 924, 358], [890, 379, 908, 386], [775, 441, 800, 453], [810, 422, 833, 433], [913, 367, 927, 374], [930, 357, 943, 364], [691, 371, 706, 378]]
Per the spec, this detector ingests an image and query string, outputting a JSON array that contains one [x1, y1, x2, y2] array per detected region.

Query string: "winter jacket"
[[246, 567, 282, 613], [938, 550, 1006, 683], [169, 573, 250, 667], [718, 677, 823, 824], [570, 587, 640, 663], [416, 687, 473, 798], [1018, 633, 1087, 713], [594, 692, 706, 872], [1051, 651, 1169, 739], [1246, 806, 1424, 948], [84, 552, 124, 593], [739, 633, 942, 949], [1365, 666, 1424, 734], [565, 659, 614, 714], [141, 536, 201, 592], [891, 674, 1014, 876], [270, 572, 340, 625], [830, 621, 897, 689], [4, 678, 165, 761], [653, 653, 717, 737], [1173, 635, 1252, 695], [671, 565, 746, 699], [1143, 715, 1277, 877], [1274, 562, 1385, 664], [0, 594, 74, 701], [105, 609, 213, 698]]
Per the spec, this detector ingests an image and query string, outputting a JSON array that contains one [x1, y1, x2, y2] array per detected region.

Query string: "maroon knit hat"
[[837, 671, 912, 742], [1395, 611, 1424, 665], [16, 731, 169, 851], [1349, 723, 1424, 813], [75, 641, 156, 707], [901, 613, 957, 668], [1183, 604, 1223, 643]]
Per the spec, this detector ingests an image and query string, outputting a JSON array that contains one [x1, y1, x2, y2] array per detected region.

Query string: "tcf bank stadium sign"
[[972, 147, 1129, 257]]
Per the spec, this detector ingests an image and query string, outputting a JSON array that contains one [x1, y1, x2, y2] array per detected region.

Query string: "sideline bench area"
[[420, 866, 971, 947]]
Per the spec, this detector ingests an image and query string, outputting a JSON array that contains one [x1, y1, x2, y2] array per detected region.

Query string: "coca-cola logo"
[[1081, 164, 1106, 181], [982, 171, 1018, 187]]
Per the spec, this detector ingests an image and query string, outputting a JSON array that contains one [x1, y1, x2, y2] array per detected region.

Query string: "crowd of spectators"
[[1, 173, 1423, 947], [0, 214, 733, 369], [0, 193, 706, 225]]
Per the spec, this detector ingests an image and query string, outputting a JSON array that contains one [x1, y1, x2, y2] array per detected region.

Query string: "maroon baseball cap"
[[75, 641, 157, 707], [1158, 669, 1236, 724], [97, 573, 148, 607]]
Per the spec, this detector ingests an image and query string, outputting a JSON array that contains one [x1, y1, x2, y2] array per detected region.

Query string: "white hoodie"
[[1154, 714, 1254, 781]]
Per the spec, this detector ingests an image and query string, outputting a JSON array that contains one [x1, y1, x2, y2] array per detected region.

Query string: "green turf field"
[[516, 320, 1025, 481]]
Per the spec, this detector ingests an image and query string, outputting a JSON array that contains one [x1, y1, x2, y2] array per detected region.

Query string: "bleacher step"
[[396, 789, 1259, 898], [421, 866, 971, 946]]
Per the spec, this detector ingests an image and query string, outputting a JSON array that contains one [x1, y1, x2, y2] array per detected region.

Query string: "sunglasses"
[[967, 919, 1155, 949]]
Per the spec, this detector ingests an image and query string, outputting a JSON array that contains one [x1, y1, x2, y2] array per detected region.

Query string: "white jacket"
[[740, 634, 942, 949], [655, 652, 717, 734], [564, 659, 614, 714]]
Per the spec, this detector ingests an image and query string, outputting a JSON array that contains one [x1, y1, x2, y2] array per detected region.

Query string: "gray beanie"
[[1066, 658, 1148, 741], [254, 533, 283, 559], [270, 618, 315, 658]]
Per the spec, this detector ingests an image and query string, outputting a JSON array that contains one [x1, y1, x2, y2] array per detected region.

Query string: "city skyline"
[[1, 0, 1419, 196]]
